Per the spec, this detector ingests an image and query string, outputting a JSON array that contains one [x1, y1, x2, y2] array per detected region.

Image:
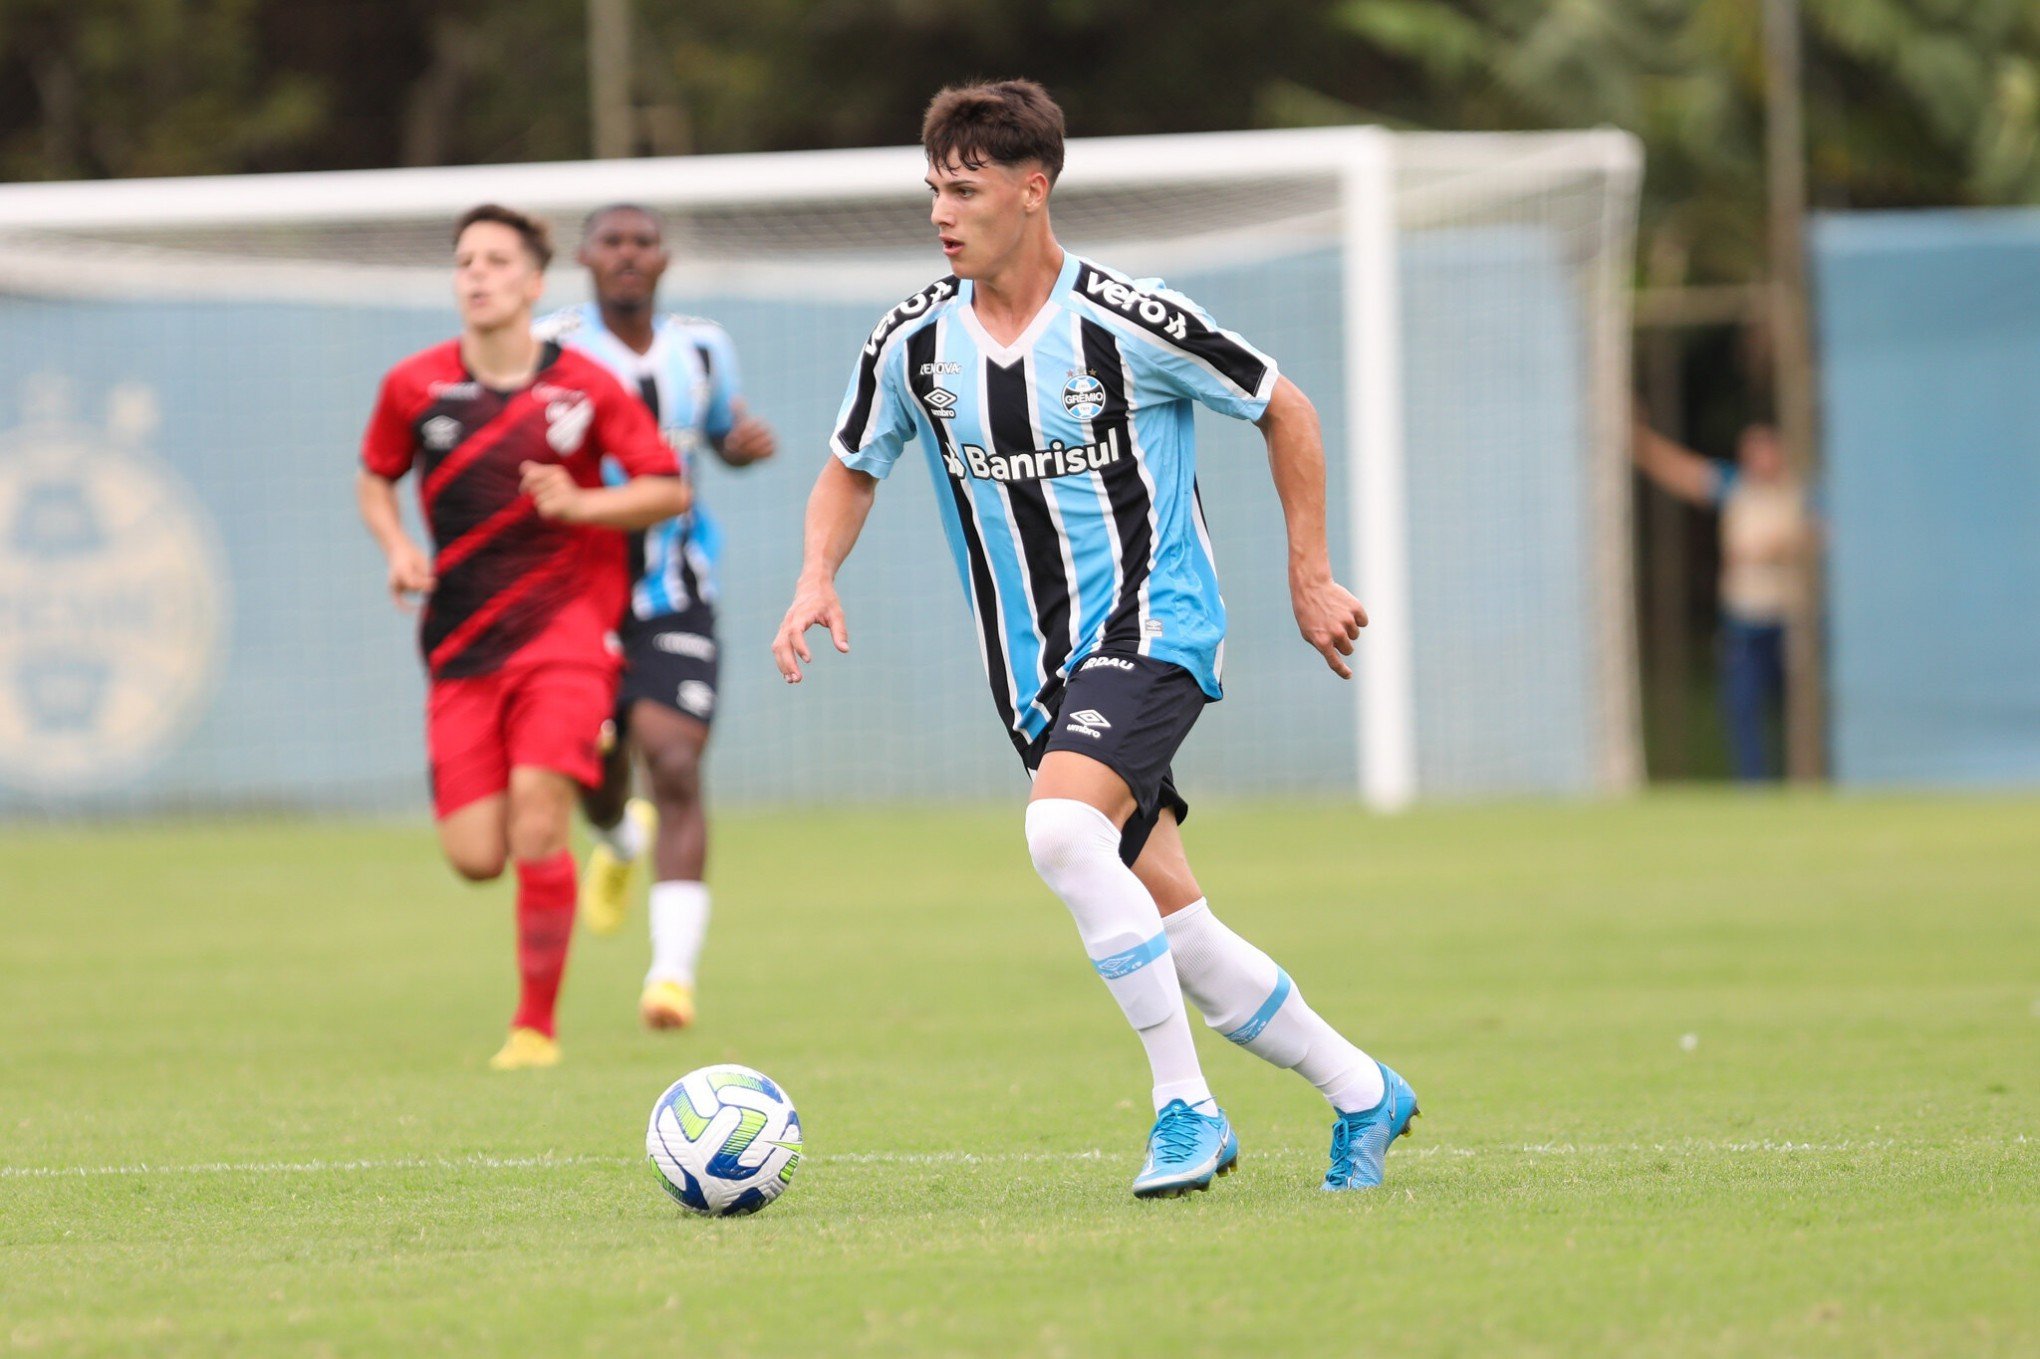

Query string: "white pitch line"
[[0, 1153, 623, 1180], [0, 1136, 2025, 1181], [824, 1149, 1107, 1165]]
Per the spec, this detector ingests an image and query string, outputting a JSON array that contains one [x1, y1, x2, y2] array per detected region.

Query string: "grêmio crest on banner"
[[0, 373, 226, 796]]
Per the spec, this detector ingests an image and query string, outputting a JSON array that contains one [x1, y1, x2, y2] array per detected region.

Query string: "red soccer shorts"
[[426, 662, 616, 819]]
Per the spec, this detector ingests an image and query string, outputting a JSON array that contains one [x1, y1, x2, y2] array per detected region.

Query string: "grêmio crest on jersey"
[[827, 250, 1278, 742]]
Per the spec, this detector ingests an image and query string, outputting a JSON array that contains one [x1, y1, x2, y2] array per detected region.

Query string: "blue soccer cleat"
[[1322, 1062, 1420, 1191], [1131, 1098, 1239, 1199]]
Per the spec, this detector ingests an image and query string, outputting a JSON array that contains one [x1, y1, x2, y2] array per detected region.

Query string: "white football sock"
[[646, 880, 710, 987], [594, 808, 647, 864], [1162, 898, 1385, 1113], [1026, 800, 1212, 1112]]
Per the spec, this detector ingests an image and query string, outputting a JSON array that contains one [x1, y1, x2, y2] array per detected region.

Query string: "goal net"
[[0, 126, 1641, 816]]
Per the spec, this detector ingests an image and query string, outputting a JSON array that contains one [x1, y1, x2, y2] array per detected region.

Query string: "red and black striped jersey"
[[361, 339, 679, 680]]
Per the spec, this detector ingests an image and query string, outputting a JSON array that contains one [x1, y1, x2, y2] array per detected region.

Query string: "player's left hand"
[[520, 461, 587, 523], [720, 404, 777, 465], [1291, 571, 1368, 679]]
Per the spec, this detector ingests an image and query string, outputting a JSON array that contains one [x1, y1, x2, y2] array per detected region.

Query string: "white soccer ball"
[[646, 1064, 803, 1217]]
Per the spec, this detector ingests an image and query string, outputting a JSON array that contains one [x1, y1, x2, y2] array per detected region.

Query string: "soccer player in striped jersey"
[[539, 204, 778, 1033], [358, 205, 688, 1071], [773, 81, 1418, 1197]]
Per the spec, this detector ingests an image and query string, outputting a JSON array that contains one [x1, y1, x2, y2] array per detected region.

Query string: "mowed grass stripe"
[[2, 793, 2035, 1358]]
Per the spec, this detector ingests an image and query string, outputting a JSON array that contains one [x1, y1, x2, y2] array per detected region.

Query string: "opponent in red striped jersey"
[[355, 204, 689, 1071]]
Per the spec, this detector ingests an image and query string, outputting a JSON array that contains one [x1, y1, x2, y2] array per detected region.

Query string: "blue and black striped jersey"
[[539, 303, 741, 619], [830, 251, 1278, 742]]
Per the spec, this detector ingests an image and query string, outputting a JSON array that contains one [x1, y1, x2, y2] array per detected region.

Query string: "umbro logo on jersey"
[[943, 427, 1125, 484], [1065, 708, 1112, 738], [924, 387, 958, 419], [421, 416, 461, 451], [545, 396, 593, 453]]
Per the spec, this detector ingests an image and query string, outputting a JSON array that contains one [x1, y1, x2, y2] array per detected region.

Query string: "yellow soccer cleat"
[[640, 980, 696, 1031], [488, 1027, 561, 1071], [579, 798, 656, 937]]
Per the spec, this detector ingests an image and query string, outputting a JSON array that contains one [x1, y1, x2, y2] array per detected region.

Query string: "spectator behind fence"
[[1632, 418, 1816, 782]]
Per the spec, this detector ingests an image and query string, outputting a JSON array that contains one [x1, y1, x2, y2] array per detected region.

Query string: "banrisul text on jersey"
[[829, 251, 1277, 743]]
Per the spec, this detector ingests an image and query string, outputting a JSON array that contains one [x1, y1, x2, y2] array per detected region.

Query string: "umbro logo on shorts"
[[1065, 708, 1112, 738]]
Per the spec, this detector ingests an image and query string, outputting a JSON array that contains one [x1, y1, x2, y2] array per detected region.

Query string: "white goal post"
[[0, 126, 1642, 816]]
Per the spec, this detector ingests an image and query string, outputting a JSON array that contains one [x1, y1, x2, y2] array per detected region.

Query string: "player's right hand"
[[386, 542, 435, 613], [771, 578, 850, 684], [1290, 571, 1367, 679]]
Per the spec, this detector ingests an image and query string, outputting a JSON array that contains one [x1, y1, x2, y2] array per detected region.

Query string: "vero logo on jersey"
[[1083, 272, 1191, 340], [942, 427, 1125, 484]]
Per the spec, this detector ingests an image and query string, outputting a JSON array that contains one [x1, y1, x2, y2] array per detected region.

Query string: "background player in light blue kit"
[[541, 204, 777, 1031], [772, 80, 1417, 1198]]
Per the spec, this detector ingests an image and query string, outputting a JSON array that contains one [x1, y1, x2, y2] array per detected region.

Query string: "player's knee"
[[643, 742, 702, 807], [446, 846, 506, 883], [1025, 798, 1120, 893], [506, 805, 570, 862]]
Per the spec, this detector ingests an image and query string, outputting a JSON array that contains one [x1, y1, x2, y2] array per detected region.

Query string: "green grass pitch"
[[4, 793, 2035, 1356]]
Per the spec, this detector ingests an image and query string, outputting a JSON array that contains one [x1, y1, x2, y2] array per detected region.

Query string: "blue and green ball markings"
[[646, 1063, 802, 1217]]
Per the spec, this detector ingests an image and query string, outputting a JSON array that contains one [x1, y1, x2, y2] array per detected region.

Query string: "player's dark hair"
[[922, 80, 1065, 185], [453, 204, 554, 270], [582, 202, 664, 239]]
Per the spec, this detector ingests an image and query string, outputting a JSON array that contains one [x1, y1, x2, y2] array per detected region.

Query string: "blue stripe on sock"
[[1222, 968, 1293, 1045], [1092, 931, 1169, 979]]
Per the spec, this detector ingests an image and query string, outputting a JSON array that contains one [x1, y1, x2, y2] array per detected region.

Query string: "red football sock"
[[511, 852, 577, 1038]]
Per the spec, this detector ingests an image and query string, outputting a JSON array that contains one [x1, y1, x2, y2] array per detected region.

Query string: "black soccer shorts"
[[617, 600, 720, 730], [1018, 650, 1209, 866]]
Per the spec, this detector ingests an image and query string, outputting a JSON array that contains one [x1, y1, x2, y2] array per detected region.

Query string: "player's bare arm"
[[355, 468, 435, 611], [1256, 376, 1368, 679], [518, 463, 690, 529], [713, 401, 777, 466], [772, 458, 877, 682]]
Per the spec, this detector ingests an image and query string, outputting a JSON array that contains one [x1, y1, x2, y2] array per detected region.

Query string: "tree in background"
[[0, 0, 324, 179], [0, 0, 2034, 287], [1327, 0, 2040, 283]]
